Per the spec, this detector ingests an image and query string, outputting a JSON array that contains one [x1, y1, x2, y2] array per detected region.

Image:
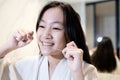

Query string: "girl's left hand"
[[62, 41, 83, 73]]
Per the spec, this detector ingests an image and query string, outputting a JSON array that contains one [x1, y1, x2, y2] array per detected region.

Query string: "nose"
[[42, 28, 52, 39]]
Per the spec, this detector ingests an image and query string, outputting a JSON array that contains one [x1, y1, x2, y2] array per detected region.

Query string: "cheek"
[[36, 30, 42, 41], [54, 33, 66, 45]]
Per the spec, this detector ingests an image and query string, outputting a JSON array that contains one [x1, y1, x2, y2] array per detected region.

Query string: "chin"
[[41, 51, 51, 56]]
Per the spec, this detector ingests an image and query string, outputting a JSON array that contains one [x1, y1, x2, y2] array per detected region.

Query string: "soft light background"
[[0, 0, 103, 60], [0, 0, 48, 60], [0, 0, 104, 79]]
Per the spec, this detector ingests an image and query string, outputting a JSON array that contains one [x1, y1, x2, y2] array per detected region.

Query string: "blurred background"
[[0, 0, 119, 59]]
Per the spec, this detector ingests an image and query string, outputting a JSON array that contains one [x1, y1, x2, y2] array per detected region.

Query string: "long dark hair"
[[91, 37, 117, 72], [36, 1, 91, 63]]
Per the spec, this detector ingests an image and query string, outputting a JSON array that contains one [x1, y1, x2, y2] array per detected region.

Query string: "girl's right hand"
[[7, 29, 34, 51]]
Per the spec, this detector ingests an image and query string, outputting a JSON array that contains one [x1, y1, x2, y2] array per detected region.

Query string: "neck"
[[48, 54, 64, 67], [48, 55, 64, 79]]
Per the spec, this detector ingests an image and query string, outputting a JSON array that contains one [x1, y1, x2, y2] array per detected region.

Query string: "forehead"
[[41, 7, 64, 24]]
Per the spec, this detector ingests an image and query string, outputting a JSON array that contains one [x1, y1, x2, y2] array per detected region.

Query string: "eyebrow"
[[40, 19, 63, 25]]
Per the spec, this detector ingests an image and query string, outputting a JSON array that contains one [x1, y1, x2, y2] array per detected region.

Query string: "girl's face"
[[37, 7, 66, 56]]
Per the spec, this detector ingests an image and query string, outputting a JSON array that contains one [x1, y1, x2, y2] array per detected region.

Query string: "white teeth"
[[42, 42, 53, 46]]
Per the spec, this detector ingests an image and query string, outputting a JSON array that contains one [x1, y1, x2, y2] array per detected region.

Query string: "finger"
[[14, 30, 24, 41], [16, 30, 33, 42], [66, 48, 83, 60], [29, 31, 34, 35], [62, 47, 74, 59], [66, 41, 77, 48], [71, 41, 77, 47], [17, 39, 33, 47], [62, 47, 67, 56], [27, 31, 34, 40], [62, 47, 73, 59], [67, 48, 83, 56], [26, 38, 33, 44], [17, 30, 32, 43], [18, 30, 28, 42], [63, 50, 74, 60]]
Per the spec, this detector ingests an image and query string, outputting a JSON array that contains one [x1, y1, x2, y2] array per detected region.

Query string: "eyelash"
[[39, 26, 61, 30], [39, 26, 45, 28], [53, 28, 61, 30]]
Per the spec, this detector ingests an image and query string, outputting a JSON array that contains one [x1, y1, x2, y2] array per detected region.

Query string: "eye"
[[39, 25, 45, 28], [53, 27, 61, 30]]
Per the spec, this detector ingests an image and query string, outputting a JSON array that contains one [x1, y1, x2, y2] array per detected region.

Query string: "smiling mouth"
[[42, 42, 54, 46]]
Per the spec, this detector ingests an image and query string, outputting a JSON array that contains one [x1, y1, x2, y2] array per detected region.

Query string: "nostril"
[[42, 34, 52, 39]]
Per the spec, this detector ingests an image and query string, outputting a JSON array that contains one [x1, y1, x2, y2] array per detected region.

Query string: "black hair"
[[91, 37, 117, 72]]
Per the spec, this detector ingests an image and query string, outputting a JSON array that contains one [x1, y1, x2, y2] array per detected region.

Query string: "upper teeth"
[[43, 42, 53, 46]]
